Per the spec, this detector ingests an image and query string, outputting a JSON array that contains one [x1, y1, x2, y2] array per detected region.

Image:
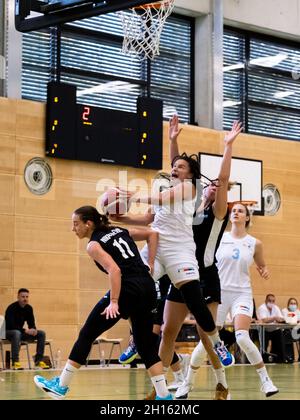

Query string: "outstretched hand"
[[224, 120, 243, 145], [169, 114, 182, 142]]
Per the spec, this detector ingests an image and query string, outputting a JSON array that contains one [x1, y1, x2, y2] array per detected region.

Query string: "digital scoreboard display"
[[46, 82, 163, 169]]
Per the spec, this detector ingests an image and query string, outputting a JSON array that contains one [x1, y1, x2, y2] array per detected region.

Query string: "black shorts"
[[118, 274, 157, 319], [152, 275, 171, 326], [166, 283, 185, 304], [199, 264, 221, 304], [165, 265, 221, 305]]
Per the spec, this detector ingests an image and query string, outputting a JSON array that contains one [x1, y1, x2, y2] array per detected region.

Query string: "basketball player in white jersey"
[[112, 145, 234, 370], [215, 203, 278, 397], [164, 117, 242, 400]]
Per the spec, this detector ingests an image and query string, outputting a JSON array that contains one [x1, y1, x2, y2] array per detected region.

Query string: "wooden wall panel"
[[28, 288, 78, 325], [16, 100, 45, 140], [0, 287, 14, 315], [15, 177, 100, 218], [79, 290, 108, 325], [79, 255, 109, 290], [0, 252, 13, 287], [14, 252, 78, 290], [0, 215, 14, 251], [0, 174, 15, 214], [0, 134, 16, 174], [251, 265, 300, 296], [36, 324, 79, 362], [0, 98, 16, 136], [14, 216, 77, 254]]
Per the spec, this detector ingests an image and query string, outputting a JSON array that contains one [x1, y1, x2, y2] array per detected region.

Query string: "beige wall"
[[0, 97, 299, 361], [176, 0, 300, 40]]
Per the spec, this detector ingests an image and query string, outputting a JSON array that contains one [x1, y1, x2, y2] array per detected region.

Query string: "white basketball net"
[[119, 0, 175, 60]]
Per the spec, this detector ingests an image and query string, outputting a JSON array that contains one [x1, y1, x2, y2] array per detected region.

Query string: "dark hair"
[[266, 293, 275, 302], [18, 288, 29, 294], [172, 153, 202, 212], [231, 202, 251, 228], [74, 206, 110, 232], [171, 153, 200, 187], [287, 297, 298, 307]]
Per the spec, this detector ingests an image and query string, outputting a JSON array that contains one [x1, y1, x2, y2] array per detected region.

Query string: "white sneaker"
[[261, 379, 279, 397], [167, 379, 184, 392], [175, 381, 193, 399]]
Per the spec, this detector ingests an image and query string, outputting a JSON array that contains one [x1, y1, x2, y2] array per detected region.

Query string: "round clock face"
[[24, 158, 53, 195], [263, 184, 281, 216]]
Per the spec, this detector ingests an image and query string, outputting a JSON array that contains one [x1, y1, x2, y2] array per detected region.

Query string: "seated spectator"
[[5, 288, 49, 370], [282, 298, 300, 362], [257, 294, 286, 363], [282, 298, 300, 325]]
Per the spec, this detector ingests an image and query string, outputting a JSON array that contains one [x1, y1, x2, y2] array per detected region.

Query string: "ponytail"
[[74, 206, 110, 232]]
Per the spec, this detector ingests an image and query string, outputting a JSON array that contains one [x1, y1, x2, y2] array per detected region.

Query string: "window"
[[22, 12, 194, 123], [224, 28, 300, 141]]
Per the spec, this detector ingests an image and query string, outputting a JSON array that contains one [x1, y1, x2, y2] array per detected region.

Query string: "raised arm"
[[169, 114, 182, 163], [131, 181, 195, 206], [110, 207, 154, 226], [128, 227, 159, 274], [87, 241, 121, 319], [213, 121, 243, 220]]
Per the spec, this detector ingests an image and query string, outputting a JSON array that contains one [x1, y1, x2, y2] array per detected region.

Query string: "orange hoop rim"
[[133, 1, 171, 10], [228, 200, 258, 210]]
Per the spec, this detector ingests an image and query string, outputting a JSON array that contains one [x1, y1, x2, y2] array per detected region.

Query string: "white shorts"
[[216, 289, 253, 327], [140, 244, 199, 286]]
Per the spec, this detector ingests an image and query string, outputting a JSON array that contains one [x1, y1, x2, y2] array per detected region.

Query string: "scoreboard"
[[46, 82, 163, 169]]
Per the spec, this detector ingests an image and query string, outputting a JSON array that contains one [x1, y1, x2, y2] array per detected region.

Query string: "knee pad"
[[191, 341, 207, 368], [235, 330, 262, 366], [179, 281, 215, 332]]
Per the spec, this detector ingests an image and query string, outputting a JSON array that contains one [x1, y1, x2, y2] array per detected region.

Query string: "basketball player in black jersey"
[[34, 206, 172, 400]]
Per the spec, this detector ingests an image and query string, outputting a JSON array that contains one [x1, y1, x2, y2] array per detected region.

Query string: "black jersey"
[[193, 204, 229, 270], [89, 227, 150, 278]]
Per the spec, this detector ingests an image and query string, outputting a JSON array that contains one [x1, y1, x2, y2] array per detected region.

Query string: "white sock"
[[256, 367, 270, 384], [151, 374, 169, 398], [163, 366, 169, 374], [213, 368, 228, 388], [208, 331, 221, 347], [185, 366, 198, 386], [59, 362, 78, 387], [173, 369, 184, 383], [191, 341, 207, 367]]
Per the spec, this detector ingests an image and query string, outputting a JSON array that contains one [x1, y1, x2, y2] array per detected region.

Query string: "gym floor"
[[0, 363, 299, 400]]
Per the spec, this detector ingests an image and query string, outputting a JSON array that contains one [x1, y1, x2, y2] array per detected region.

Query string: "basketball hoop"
[[119, 0, 175, 60]]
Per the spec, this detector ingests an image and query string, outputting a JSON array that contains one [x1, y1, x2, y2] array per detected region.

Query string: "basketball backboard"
[[15, 1, 152, 32], [199, 153, 264, 215]]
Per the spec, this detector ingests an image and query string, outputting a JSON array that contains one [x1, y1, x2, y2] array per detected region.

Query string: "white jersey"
[[140, 180, 199, 285], [151, 182, 196, 247], [216, 232, 256, 292]]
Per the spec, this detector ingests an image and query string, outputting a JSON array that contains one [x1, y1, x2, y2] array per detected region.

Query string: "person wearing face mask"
[[257, 294, 284, 324], [282, 298, 300, 325], [281, 298, 300, 363], [257, 294, 285, 363]]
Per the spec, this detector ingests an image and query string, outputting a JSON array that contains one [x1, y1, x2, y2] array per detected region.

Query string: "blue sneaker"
[[155, 393, 173, 400], [118, 343, 138, 364], [34, 375, 69, 400], [214, 341, 235, 368]]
